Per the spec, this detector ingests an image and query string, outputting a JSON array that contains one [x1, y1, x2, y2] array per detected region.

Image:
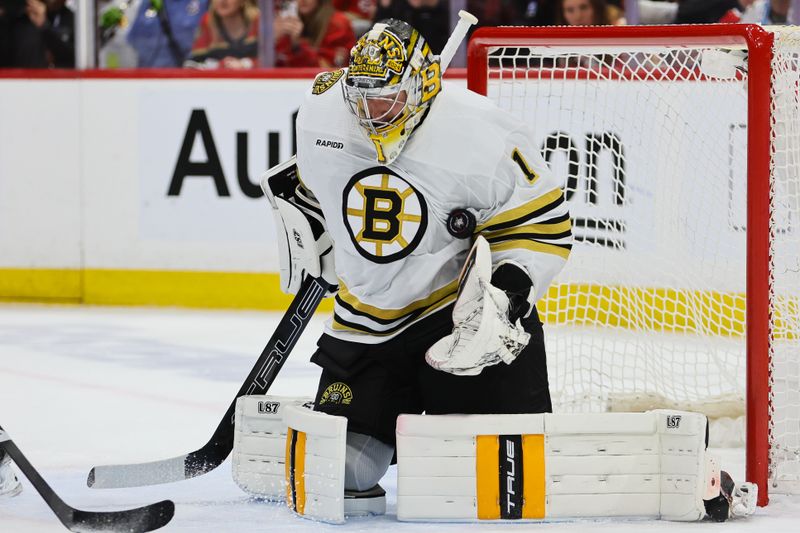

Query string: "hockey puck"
[[446, 209, 476, 239]]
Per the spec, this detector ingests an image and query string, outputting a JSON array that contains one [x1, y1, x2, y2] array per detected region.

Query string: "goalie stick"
[[439, 10, 478, 72], [0, 426, 174, 532], [87, 275, 330, 488], [86, 10, 477, 491]]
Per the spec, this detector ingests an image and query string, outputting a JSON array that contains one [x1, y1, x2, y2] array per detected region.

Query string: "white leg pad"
[[232, 395, 313, 499], [283, 404, 348, 524], [396, 410, 709, 522]]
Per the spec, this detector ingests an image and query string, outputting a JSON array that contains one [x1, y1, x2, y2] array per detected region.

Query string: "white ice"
[[1, 303, 799, 532]]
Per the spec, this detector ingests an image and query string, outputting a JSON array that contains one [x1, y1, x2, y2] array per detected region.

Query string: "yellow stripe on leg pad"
[[285, 428, 307, 515], [522, 434, 546, 519], [476, 435, 500, 519], [294, 430, 307, 515]]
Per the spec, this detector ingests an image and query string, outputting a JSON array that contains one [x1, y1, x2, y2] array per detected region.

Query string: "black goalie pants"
[[311, 305, 552, 446]]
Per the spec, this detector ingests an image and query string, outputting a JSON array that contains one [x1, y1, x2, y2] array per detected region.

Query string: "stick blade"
[[87, 455, 189, 489], [68, 500, 175, 533]]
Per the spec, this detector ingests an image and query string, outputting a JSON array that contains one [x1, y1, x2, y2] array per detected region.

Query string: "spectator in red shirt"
[[274, 0, 356, 68], [186, 0, 259, 69], [333, 0, 376, 36]]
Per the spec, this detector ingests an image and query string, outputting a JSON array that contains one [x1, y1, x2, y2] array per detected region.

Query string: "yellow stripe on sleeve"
[[482, 218, 572, 240], [475, 188, 564, 233], [475, 435, 500, 520], [522, 434, 546, 519]]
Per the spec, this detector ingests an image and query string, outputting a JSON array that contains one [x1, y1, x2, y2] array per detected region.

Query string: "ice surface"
[[1, 303, 798, 532]]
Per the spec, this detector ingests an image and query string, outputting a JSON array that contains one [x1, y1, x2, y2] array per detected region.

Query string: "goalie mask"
[[343, 19, 442, 165]]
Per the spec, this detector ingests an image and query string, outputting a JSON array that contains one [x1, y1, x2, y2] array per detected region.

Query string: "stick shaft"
[[439, 10, 478, 72]]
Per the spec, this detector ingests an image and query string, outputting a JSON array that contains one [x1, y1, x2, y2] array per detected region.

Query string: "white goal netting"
[[473, 25, 800, 495]]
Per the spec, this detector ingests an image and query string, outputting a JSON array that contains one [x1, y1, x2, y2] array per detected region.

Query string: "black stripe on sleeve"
[[486, 230, 573, 242], [484, 235, 574, 253], [481, 195, 566, 233]]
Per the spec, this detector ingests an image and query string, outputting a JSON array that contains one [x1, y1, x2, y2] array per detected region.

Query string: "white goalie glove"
[[261, 156, 337, 295], [426, 236, 531, 376]]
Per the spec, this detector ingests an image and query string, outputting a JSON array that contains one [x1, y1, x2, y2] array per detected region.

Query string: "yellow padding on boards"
[[475, 435, 500, 520], [0, 268, 81, 301], [83, 270, 312, 310], [0, 268, 337, 311], [522, 434, 546, 519], [16, 267, 799, 340], [285, 428, 307, 514]]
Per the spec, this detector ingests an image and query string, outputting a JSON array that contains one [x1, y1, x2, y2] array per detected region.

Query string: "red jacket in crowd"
[[275, 11, 356, 68]]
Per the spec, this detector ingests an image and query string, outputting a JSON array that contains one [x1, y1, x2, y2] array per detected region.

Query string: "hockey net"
[[467, 24, 800, 504]]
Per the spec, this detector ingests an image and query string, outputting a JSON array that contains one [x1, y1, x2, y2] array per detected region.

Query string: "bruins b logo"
[[342, 167, 427, 263]]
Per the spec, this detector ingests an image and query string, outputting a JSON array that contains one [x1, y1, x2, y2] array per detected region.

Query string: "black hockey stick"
[[0, 426, 174, 532], [87, 275, 330, 489]]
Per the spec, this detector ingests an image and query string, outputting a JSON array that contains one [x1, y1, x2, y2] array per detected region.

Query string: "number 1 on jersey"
[[512, 148, 539, 185]]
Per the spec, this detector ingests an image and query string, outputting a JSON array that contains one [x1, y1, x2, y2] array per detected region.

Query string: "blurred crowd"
[[0, 0, 792, 69]]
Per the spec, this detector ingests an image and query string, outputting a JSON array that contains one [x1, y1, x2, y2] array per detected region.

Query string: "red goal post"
[[467, 24, 798, 507]]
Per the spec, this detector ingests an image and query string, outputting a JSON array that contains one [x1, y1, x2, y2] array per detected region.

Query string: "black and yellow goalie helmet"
[[343, 19, 442, 164]]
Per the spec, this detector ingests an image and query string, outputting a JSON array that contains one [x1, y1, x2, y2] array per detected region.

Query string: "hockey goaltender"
[[236, 14, 757, 526]]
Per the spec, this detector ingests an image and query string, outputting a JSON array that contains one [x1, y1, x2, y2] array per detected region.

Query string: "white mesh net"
[[768, 29, 800, 493], [475, 26, 800, 494]]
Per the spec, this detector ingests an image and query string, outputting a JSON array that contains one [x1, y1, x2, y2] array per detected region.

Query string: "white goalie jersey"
[[295, 70, 572, 343]]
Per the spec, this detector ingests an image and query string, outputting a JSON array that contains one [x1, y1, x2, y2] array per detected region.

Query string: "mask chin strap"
[[367, 107, 417, 164], [368, 134, 402, 164], [368, 134, 391, 164]]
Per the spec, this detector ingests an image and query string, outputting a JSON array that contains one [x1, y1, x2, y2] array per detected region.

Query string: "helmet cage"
[[343, 74, 423, 136]]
